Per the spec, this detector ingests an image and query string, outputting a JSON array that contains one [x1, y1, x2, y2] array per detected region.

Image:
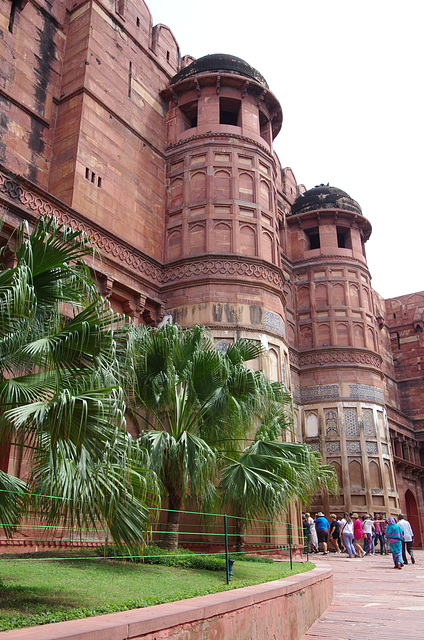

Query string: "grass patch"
[[0, 548, 314, 632]]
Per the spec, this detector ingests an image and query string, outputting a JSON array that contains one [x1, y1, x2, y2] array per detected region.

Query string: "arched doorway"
[[405, 489, 422, 547]]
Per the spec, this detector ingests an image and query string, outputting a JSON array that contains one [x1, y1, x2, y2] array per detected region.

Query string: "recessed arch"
[[353, 323, 365, 348], [262, 230, 273, 262], [315, 283, 328, 307], [306, 412, 318, 437], [336, 323, 349, 346], [189, 223, 206, 254], [214, 169, 231, 199], [240, 224, 256, 256], [214, 222, 231, 252], [317, 323, 330, 346], [167, 228, 181, 260], [349, 460, 364, 488], [333, 283, 345, 306], [170, 177, 183, 208], [259, 179, 271, 210], [239, 172, 254, 202], [300, 325, 313, 350], [350, 283, 360, 307], [190, 171, 207, 201]]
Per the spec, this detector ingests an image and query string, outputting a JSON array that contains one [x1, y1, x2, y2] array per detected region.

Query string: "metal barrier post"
[[224, 514, 230, 585], [288, 522, 293, 569]]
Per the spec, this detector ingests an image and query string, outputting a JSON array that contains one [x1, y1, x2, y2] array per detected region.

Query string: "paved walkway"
[[301, 549, 424, 639]]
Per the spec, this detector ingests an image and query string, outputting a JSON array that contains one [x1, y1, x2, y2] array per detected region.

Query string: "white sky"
[[147, 0, 424, 300]]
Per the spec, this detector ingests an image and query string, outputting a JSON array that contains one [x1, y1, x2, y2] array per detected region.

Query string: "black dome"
[[291, 184, 362, 216], [171, 53, 268, 88]]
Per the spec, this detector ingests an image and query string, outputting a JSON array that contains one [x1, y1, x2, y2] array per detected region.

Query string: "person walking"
[[352, 513, 365, 557], [340, 514, 356, 558], [373, 513, 386, 555], [362, 515, 375, 555], [397, 514, 415, 564], [329, 513, 341, 553], [315, 512, 330, 555], [306, 512, 319, 553], [386, 516, 404, 569], [302, 513, 311, 555]]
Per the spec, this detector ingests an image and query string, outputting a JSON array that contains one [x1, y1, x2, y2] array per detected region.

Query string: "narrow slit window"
[[85, 167, 90, 179], [97, 176, 102, 188], [91, 172, 95, 183], [128, 61, 132, 98]]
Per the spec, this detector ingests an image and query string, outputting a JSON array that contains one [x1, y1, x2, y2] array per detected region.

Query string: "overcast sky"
[[147, 0, 424, 300]]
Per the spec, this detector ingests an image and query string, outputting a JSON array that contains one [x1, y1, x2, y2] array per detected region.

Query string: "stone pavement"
[[301, 549, 424, 639]]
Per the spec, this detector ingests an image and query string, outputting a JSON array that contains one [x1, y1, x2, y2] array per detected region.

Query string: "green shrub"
[[98, 545, 274, 570]]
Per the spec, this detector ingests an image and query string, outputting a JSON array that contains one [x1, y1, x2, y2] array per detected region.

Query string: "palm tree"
[[127, 323, 337, 553], [219, 438, 338, 552], [126, 324, 275, 551], [0, 216, 157, 549]]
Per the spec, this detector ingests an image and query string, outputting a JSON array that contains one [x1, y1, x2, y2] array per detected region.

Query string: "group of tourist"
[[302, 512, 415, 569]]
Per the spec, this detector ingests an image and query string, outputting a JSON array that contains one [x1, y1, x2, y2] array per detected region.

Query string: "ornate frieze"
[[349, 384, 385, 403], [299, 349, 382, 370], [300, 385, 339, 403], [162, 257, 285, 289]]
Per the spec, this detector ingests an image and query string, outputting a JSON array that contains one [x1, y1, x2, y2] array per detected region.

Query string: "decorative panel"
[[346, 441, 361, 453], [344, 408, 359, 436], [301, 385, 339, 402], [325, 410, 339, 436], [349, 385, 385, 404], [366, 441, 378, 454], [362, 409, 375, 436], [326, 441, 341, 453]]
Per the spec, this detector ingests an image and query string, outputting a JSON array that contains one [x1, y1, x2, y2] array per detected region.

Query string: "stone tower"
[[286, 185, 398, 515], [161, 54, 289, 383]]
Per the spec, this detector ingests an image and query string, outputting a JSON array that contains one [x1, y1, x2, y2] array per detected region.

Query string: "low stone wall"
[[1, 566, 332, 640]]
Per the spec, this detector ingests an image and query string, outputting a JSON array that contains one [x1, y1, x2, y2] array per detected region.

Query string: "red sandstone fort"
[[0, 0, 423, 546]]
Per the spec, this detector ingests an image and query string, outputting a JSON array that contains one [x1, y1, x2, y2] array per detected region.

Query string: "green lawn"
[[0, 551, 314, 631]]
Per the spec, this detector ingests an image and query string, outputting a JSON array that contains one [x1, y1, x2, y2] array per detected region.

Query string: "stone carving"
[[162, 258, 284, 289], [167, 132, 271, 156], [299, 349, 382, 369]]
